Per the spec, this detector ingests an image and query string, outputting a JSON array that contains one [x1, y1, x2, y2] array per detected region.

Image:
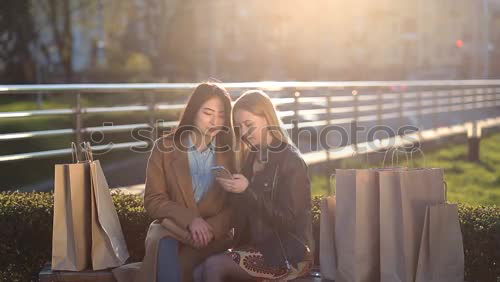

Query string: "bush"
[[458, 204, 500, 281], [0, 192, 498, 281], [0, 191, 150, 282]]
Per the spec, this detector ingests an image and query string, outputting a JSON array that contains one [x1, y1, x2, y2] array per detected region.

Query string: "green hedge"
[[0, 192, 149, 282], [0, 192, 498, 282]]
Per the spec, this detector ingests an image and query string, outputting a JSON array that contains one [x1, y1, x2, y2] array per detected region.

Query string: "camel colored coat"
[[112, 135, 234, 282]]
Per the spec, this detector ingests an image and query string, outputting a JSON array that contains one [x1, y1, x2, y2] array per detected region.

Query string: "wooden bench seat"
[[39, 263, 332, 281]]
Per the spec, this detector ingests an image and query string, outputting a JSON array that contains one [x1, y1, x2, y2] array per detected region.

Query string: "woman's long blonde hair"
[[232, 90, 293, 169]]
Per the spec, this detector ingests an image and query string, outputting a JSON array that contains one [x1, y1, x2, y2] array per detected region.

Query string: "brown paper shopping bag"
[[335, 169, 380, 282], [52, 143, 92, 271], [84, 143, 130, 270], [319, 196, 337, 280], [379, 168, 446, 282], [415, 194, 464, 282]]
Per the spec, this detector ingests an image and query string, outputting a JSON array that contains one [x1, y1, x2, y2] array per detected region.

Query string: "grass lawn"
[[311, 132, 500, 206]]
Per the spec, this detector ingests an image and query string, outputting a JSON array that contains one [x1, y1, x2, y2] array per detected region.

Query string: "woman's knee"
[[203, 254, 252, 282], [204, 255, 222, 272], [203, 254, 231, 277]]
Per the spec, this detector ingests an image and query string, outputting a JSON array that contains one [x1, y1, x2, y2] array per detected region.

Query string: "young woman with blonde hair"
[[194, 90, 314, 281]]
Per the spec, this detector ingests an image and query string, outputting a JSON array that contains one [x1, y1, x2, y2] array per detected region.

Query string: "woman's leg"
[[201, 253, 254, 282], [157, 237, 181, 282]]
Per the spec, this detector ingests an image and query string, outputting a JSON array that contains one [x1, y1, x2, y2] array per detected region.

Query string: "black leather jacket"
[[231, 142, 314, 268]]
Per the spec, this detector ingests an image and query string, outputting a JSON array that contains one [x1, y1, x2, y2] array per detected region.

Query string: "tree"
[[118, 0, 195, 80], [0, 1, 37, 83]]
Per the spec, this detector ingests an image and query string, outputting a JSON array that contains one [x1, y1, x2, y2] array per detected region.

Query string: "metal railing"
[[1, 80, 500, 163]]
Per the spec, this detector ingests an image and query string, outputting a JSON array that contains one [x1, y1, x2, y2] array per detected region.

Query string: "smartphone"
[[211, 166, 233, 179]]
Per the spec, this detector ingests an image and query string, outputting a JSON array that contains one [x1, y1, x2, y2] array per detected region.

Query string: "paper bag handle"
[[71, 142, 81, 163], [392, 147, 410, 167], [443, 180, 448, 203], [329, 172, 336, 195], [351, 147, 370, 168], [409, 146, 427, 168], [382, 145, 427, 168], [83, 142, 94, 162], [382, 147, 409, 168]]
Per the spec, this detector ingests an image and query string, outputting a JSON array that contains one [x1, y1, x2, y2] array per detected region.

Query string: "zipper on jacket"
[[271, 165, 292, 270], [271, 165, 311, 265]]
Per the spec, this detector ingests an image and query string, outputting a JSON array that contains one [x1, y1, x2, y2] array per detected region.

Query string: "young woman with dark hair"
[[121, 82, 236, 282]]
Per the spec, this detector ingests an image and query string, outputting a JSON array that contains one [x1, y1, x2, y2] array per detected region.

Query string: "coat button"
[[264, 182, 268, 187]]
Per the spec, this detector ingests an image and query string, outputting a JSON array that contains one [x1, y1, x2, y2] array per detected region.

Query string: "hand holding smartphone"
[[211, 166, 233, 179]]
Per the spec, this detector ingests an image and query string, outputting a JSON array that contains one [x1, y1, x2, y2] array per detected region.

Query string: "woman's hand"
[[188, 217, 213, 248], [217, 174, 249, 193]]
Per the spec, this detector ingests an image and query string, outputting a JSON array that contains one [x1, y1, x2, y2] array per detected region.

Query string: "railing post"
[[325, 93, 332, 192], [447, 89, 452, 113], [36, 92, 44, 109], [292, 90, 300, 145], [475, 88, 480, 111], [351, 89, 358, 151], [461, 87, 466, 111], [325, 94, 332, 162], [497, 87, 500, 106], [74, 92, 82, 146], [488, 87, 494, 107], [467, 121, 481, 162], [398, 89, 403, 135], [148, 94, 156, 141], [496, 87, 500, 106], [376, 89, 383, 141], [431, 90, 438, 128], [416, 90, 422, 130]]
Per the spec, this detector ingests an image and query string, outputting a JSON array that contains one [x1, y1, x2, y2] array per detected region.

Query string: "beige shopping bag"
[[415, 202, 464, 282], [335, 169, 380, 282], [319, 196, 337, 280], [85, 142, 130, 270], [379, 168, 446, 282], [52, 143, 92, 271]]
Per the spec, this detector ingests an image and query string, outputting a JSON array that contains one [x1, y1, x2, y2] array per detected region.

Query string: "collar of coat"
[[160, 133, 232, 210]]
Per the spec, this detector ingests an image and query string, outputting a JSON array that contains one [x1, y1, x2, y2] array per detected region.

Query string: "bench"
[[39, 263, 331, 281], [39, 263, 116, 282]]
